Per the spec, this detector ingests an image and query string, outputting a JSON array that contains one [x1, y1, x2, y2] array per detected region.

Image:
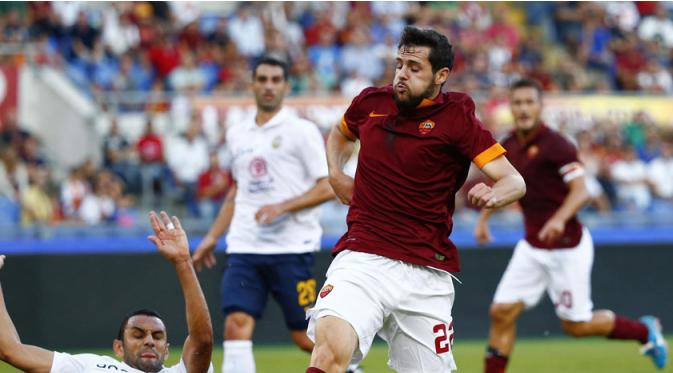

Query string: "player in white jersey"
[[192, 55, 337, 373], [0, 211, 214, 373]]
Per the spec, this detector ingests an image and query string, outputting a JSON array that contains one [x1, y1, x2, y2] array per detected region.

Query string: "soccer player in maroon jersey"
[[475, 78, 668, 373], [305, 26, 526, 373]]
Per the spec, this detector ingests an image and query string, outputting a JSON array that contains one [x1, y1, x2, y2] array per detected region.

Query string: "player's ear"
[[435, 67, 450, 86], [112, 339, 124, 358]]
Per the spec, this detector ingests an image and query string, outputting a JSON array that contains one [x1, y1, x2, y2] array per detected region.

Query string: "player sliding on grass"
[[306, 26, 526, 373], [475, 78, 668, 373], [0, 211, 214, 373]]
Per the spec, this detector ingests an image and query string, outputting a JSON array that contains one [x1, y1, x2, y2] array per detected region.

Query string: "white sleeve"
[[50, 352, 92, 373], [297, 121, 329, 181], [164, 359, 214, 373]]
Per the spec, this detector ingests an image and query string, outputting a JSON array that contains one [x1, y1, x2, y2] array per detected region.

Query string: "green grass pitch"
[[0, 336, 670, 372]]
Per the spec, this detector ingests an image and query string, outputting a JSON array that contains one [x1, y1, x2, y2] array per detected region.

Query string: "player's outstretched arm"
[[470, 155, 526, 209], [193, 183, 237, 271], [538, 175, 589, 244], [147, 212, 213, 373], [0, 255, 54, 373], [326, 123, 356, 205]]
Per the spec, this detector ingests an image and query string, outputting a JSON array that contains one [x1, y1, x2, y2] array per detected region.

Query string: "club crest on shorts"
[[418, 120, 435, 135], [319, 284, 334, 298]]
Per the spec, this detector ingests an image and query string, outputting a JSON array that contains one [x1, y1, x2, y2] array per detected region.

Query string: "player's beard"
[[393, 82, 437, 113]]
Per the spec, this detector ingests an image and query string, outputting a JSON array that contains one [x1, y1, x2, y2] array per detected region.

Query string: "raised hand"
[[148, 211, 190, 264], [0, 255, 4, 270]]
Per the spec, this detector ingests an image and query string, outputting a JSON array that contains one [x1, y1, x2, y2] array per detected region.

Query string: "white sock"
[[223, 340, 255, 373]]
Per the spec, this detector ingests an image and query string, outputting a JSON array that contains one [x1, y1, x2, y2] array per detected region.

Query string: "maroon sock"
[[608, 315, 649, 344], [485, 346, 509, 373], [306, 368, 326, 373]]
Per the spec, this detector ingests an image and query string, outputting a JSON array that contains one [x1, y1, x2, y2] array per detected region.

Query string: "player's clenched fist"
[[468, 182, 498, 208]]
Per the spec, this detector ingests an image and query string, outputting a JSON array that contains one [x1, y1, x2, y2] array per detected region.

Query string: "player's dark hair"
[[398, 26, 454, 72], [252, 55, 289, 81], [510, 78, 543, 97], [116, 309, 164, 340]]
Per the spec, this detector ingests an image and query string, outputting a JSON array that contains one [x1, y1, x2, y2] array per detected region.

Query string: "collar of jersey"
[[416, 92, 444, 108], [515, 122, 548, 146], [250, 107, 289, 131]]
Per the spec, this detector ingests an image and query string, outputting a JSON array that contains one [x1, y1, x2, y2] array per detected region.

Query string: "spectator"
[[340, 26, 384, 82], [0, 110, 31, 154], [102, 7, 139, 56], [647, 139, 673, 201], [169, 51, 206, 92], [638, 3, 673, 48], [166, 119, 209, 217], [60, 166, 89, 220], [307, 29, 341, 91], [637, 59, 673, 94], [148, 31, 181, 80], [67, 11, 100, 60], [228, 3, 265, 58], [20, 165, 55, 226], [102, 118, 138, 192], [136, 119, 165, 207], [197, 152, 231, 219], [610, 146, 652, 211]]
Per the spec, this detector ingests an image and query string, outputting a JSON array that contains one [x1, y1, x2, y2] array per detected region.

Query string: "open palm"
[[148, 211, 190, 263]]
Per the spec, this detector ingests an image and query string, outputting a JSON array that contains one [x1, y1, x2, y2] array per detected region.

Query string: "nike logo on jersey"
[[369, 111, 387, 117]]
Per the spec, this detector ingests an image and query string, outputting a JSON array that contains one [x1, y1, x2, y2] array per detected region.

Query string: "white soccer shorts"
[[493, 228, 595, 322], [307, 250, 457, 372]]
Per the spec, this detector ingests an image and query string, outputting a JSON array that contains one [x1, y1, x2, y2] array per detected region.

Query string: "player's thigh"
[[268, 253, 317, 330], [548, 229, 595, 321], [220, 254, 269, 319], [493, 239, 548, 308], [383, 268, 457, 373], [307, 250, 390, 365]]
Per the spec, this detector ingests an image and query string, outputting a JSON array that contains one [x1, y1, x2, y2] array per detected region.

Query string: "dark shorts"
[[220, 253, 316, 330]]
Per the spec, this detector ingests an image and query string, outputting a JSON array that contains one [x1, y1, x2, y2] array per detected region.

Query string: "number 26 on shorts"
[[433, 322, 454, 354]]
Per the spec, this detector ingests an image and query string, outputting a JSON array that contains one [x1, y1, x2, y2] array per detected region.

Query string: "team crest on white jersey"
[[272, 135, 282, 149]]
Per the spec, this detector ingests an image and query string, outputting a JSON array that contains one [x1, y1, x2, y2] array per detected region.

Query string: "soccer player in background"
[[305, 26, 526, 373], [475, 78, 668, 373], [192, 55, 338, 373], [0, 211, 214, 373]]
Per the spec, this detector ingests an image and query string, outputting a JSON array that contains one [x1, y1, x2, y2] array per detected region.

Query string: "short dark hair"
[[510, 78, 543, 97], [116, 309, 164, 340], [252, 55, 289, 80], [398, 26, 454, 72]]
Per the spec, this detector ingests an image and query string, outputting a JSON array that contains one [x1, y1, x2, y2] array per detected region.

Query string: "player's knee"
[[561, 320, 588, 337], [490, 303, 523, 325], [224, 312, 255, 340]]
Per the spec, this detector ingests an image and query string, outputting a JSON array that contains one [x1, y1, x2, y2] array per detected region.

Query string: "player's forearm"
[[0, 284, 53, 372], [552, 178, 589, 223], [490, 174, 526, 208], [174, 260, 213, 359], [204, 186, 236, 240], [279, 177, 334, 213], [326, 124, 355, 177]]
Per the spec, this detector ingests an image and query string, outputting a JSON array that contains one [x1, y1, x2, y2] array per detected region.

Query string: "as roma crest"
[[418, 120, 435, 135], [527, 145, 539, 159], [319, 284, 334, 298]]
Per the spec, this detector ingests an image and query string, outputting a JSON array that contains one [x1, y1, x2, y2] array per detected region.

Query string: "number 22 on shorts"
[[433, 321, 454, 354]]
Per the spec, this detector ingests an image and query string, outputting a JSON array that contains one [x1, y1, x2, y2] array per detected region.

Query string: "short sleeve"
[[50, 352, 96, 373], [550, 136, 584, 183], [340, 87, 379, 140], [454, 95, 506, 168], [163, 359, 214, 373], [297, 120, 329, 181]]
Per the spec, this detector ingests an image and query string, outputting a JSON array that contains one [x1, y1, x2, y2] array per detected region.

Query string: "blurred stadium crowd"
[[0, 1, 673, 228]]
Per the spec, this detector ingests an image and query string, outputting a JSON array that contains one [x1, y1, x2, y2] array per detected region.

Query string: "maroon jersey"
[[501, 124, 584, 249], [334, 86, 505, 272]]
